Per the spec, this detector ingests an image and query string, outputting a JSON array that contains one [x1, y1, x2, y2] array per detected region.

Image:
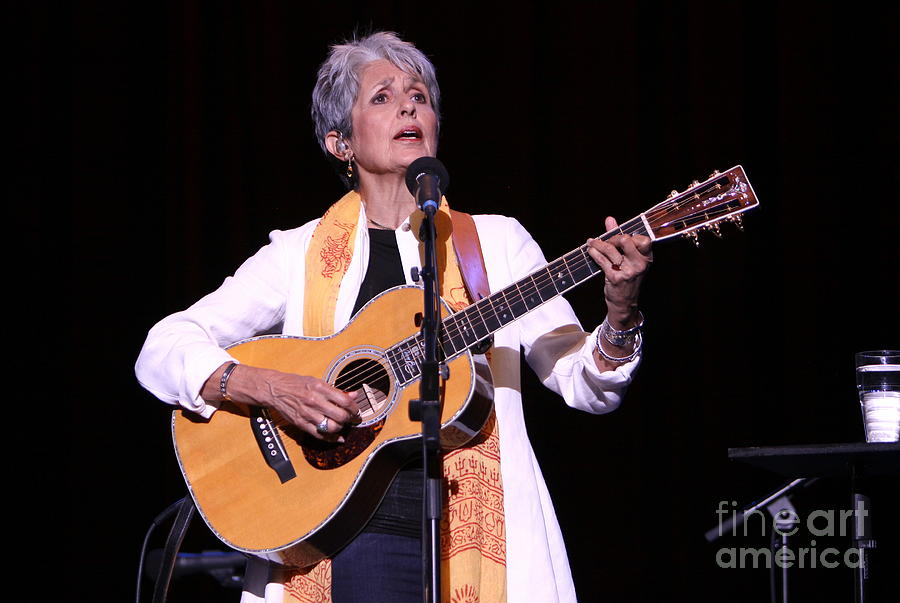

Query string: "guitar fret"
[[401, 341, 417, 382], [569, 247, 601, 282], [386, 346, 407, 383], [492, 290, 514, 325], [385, 347, 400, 381], [462, 304, 491, 341], [480, 296, 503, 333], [416, 337, 427, 364], [392, 338, 422, 384], [456, 308, 476, 342], [626, 216, 648, 237], [503, 284, 529, 318], [598, 216, 647, 241], [452, 309, 481, 348], [548, 257, 575, 293], [518, 275, 544, 310], [441, 316, 465, 356], [533, 266, 558, 302]]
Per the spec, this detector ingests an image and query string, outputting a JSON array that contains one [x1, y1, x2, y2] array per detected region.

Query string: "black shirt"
[[351, 228, 423, 539]]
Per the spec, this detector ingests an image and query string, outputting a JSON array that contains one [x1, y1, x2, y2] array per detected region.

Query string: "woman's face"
[[347, 59, 438, 181]]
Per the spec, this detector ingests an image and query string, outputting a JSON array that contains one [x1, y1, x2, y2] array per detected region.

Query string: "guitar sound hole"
[[334, 357, 392, 422]]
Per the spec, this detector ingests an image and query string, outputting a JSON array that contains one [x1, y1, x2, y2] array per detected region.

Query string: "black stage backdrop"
[[22, 1, 898, 601]]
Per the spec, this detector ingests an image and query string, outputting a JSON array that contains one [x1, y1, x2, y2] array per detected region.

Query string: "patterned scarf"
[[283, 191, 507, 603]]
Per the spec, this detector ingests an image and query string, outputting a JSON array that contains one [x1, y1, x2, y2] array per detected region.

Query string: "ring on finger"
[[315, 416, 329, 434]]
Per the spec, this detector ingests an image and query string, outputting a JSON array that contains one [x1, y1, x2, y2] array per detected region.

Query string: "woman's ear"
[[325, 131, 350, 160]]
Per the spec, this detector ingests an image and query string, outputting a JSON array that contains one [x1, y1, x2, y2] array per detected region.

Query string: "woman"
[[136, 31, 652, 603]]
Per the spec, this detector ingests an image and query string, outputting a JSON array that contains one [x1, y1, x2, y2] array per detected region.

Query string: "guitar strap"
[[449, 210, 490, 302], [450, 210, 494, 354]]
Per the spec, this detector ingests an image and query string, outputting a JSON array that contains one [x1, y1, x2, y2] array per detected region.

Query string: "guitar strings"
[[328, 218, 651, 390], [352, 214, 650, 384], [326, 243, 620, 391], [326, 218, 652, 389], [643, 179, 741, 224]]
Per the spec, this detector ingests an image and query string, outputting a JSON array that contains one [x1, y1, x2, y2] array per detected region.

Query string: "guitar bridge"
[[250, 407, 297, 483]]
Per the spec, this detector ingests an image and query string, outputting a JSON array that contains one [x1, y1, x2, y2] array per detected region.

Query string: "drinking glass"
[[855, 350, 900, 443]]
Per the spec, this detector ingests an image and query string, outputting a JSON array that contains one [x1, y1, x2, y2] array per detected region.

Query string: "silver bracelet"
[[600, 312, 644, 348], [596, 329, 643, 363], [220, 362, 239, 401]]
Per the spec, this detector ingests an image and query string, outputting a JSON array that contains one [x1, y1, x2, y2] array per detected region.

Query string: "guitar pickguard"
[[300, 419, 385, 470]]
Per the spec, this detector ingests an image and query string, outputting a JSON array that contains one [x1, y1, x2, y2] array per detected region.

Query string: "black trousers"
[[331, 532, 424, 602]]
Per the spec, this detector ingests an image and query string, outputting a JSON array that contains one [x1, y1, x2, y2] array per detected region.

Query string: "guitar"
[[172, 166, 759, 567]]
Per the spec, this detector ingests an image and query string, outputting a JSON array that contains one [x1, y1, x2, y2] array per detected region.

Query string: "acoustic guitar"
[[172, 166, 759, 567]]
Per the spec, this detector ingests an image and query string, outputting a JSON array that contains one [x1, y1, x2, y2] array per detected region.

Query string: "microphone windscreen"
[[405, 156, 450, 196]]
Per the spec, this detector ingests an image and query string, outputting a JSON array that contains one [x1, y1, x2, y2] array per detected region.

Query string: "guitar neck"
[[385, 165, 759, 385], [386, 216, 650, 385]]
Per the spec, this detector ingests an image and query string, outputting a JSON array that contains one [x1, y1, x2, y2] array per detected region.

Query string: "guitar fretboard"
[[385, 215, 649, 385]]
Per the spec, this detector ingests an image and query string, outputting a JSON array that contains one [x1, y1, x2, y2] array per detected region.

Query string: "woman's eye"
[[372, 93, 389, 104], [412, 92, 427, 103]]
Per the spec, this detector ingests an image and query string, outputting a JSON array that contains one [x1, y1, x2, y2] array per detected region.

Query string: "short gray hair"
[[311, 31, 441, 154]]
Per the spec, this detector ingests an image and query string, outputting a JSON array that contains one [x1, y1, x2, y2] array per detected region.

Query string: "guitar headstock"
[[642, 166, 759, 245]]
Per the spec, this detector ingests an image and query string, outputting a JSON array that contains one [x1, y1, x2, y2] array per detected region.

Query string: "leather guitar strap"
[[449, 210, 490, 302]]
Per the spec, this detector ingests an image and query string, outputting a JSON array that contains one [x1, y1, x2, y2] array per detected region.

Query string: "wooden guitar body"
[[172, 286, 490, 567]]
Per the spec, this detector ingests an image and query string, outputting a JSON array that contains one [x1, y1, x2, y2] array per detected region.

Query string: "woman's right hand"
[[202, 362, 359, 441]]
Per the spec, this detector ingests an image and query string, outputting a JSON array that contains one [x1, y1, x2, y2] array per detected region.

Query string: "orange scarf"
[[283, 192, 507, 602]]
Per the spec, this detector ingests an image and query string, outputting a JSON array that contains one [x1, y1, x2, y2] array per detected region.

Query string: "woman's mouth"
[[394, 126, 423, 141]]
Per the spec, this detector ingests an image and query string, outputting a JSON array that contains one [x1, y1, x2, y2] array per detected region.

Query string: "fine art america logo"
[[713, 500, 868, 569]]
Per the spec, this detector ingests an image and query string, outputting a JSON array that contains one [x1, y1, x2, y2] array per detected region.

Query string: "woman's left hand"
[[586, 216, 653, 328]]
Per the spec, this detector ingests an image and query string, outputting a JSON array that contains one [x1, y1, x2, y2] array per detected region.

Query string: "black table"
[[728, 441, 899, 603]]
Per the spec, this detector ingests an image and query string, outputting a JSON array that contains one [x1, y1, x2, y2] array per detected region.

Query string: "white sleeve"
[[496, 216, 640, 414], [134, 227, 307, 417]]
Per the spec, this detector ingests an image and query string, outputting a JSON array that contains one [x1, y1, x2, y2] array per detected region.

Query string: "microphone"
[[405, 157, 449, 215]]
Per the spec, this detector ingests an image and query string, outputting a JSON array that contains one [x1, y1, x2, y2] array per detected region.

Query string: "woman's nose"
[[399, 100, 417, 118]]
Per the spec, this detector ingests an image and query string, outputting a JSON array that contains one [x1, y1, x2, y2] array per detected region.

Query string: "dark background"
[[21, 1, 899, 601]]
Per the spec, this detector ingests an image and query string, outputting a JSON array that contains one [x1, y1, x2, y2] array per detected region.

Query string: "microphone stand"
[[704, 478, 814, 544], [409, 200, 444, 603], [850, 464, 876, 603], [705, 478, 818, 603]]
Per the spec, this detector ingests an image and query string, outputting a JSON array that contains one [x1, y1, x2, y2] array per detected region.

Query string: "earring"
[[335, 131, 354, 181], [335, 131, 348, 154]]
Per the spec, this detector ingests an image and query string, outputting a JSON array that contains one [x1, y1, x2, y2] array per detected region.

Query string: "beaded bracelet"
[[220, 362, 239, 401]]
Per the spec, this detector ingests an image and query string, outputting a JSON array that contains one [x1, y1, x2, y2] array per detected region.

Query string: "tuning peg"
[[683, 230, 701, 247], [668, 190, 679, 199], [729, 215, 745, 231], [708, 222, 723, 238], [709, 170, 721, 179], [688, 180, 700, 189]]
